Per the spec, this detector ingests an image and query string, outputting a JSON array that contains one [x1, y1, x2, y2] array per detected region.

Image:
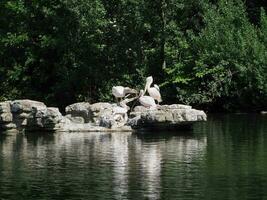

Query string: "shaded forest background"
[[0, 0, 266, 112]]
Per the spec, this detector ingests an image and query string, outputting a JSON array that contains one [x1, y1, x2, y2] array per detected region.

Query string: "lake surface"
[[0, 114, 267, 200]]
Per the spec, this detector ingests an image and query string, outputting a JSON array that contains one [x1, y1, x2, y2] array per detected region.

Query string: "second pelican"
[[144, 76, 162, 104], [139, 89, 157, 109]]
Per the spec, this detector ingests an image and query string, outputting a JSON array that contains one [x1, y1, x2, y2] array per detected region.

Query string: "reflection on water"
[[0, 114, 267, 200], [111, 133, 130, 199]]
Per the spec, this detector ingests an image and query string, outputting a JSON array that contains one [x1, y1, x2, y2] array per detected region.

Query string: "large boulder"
[[27, 107, 64, 131], [13, 100, 47, 130], [65, 102, 116, 124], [129, 104, 207, 129], [90, 103, 129, 129]]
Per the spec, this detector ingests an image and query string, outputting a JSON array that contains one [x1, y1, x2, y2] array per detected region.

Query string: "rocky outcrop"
[[0, 100, 64, 132], [0, 100, 207, 133], [27, 107, 65, 131], [128, 105, 207, 130], [65, 102, 128, 129]]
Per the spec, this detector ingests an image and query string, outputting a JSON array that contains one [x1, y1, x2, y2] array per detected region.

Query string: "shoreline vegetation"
[[0, 0, 266, 112]]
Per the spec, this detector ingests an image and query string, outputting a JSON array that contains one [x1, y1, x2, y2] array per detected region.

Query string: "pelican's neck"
[[144, 80, 152, 93]]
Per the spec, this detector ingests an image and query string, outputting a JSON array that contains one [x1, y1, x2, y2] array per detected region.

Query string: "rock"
[[0, 113, 13, 123], [127, 115, 141, 127], [130, 104, 207, 129], [0, 101, 11, 113], [98, 105, 128, 128], [27, 107, 64, 131], [11, 100, 46, 113], [99, 115, 114, 128], [90, 102, 113, 123], [165, 104, 192, 109], [65, 102, 92, 123], [65, 115, 85, 124], [88, 102, 116, 124], [89, 102, 114, 112], [133, 106, 150, 112], [0, 123, 17, 130], [65, 102, 118, 124]]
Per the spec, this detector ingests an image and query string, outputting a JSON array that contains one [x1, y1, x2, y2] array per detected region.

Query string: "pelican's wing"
[[139, 96, 156, 107], [154, 84, 160, 91]]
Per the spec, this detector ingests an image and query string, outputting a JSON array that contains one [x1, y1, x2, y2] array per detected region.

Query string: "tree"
[[163, 0, 267, 111]]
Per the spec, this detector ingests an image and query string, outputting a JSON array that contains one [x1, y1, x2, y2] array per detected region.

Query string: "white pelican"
[[138, 89, 157, 109], [112, 86, 137, 102], [144, 76, 162, 104]]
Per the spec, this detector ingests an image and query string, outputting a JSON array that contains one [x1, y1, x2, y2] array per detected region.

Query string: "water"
[[0, 114, 267, 200]]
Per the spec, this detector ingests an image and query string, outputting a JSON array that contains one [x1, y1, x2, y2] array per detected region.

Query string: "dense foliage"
[[0, 0, 266, 111]]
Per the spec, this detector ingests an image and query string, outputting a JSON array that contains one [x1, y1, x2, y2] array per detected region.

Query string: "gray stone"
[[0, 113, 13, 123], [27, 107, 64, 131], [129, 104, 207, 129], [133, 106, 150, 112], [98, 105, 129, 128], [99, 115, 114, 128], [65, 114, 85, 124], [65, 102, 92, 123], [17, 112, 31, 119], [0, 101, 11, 113], [127, 115, 141, 127], [168, 104, 192, 109], [11, 100, 46, 113], [89, 102, 113, 112]]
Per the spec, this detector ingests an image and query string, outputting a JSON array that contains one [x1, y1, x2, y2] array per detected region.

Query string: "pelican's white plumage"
[[139, 90, 156, 108], [154, 84, 160, 91], [112, 86, 126, 98], [145, 76, 162, 104]]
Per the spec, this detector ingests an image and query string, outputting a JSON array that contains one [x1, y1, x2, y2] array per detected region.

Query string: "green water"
[[0, 114, 267, 200]]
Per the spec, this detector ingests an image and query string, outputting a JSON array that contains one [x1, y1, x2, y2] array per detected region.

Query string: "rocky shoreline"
[[0, 100, 207, 133]]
